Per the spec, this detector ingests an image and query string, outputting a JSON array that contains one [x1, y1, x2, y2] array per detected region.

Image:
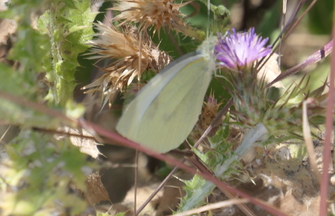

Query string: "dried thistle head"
[[110, 0, 203, 39], [257, 53, 283, 88], [82, 22, 171, 107], [191, 92, 223, 148], [199, 92, 223, 131]]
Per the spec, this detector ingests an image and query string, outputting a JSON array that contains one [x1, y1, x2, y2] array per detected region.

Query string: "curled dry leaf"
[[0, 19, 17, 45], [0, 0, 16, 45], [86, 171, 111, 206], [257, 53, 284, 88], [0, 0, 9, 12], [54, 126, 101, 159]]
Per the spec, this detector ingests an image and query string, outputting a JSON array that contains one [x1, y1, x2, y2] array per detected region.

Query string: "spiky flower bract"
[[214, 28, 273, 127], [264, 79, 330, 137], [215, 28, 272, 70], [82, 22, 171, 107]]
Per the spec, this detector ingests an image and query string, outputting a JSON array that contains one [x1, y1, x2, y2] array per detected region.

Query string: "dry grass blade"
[[216, 189, 255, 216], [0, 125, 11, 142], [281, 0, 318, 43], [0, 125, 11, 162], [302, 100, 321, 183]]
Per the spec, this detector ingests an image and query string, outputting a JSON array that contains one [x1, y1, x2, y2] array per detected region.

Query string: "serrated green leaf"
[[1, 129, 94, 215], [37, 0, 97, 105]]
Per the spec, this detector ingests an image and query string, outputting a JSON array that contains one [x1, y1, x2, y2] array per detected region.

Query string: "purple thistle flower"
[[215, 28, 272, 70]]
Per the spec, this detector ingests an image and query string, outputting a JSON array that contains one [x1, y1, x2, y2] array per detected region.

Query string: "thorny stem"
[[214, 123, 269, 176], [179, 123, 270, 212]]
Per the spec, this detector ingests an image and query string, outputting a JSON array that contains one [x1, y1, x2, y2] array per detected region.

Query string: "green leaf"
[[37, 0, 97, 105], [1, 130, 94, 215]]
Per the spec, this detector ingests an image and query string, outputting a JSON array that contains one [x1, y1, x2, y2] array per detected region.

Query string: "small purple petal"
[[215, 28, 272, 70]]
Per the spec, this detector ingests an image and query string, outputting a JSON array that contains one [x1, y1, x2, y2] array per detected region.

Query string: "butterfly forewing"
[[116, 52, 214, 153]]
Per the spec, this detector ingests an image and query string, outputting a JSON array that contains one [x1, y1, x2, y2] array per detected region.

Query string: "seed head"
[[82, 22, 171, 107], [110, 0, 189, 36], [191, 92, 223, 146]]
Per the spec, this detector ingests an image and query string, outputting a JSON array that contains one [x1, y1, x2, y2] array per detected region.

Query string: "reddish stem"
[[319, 10, 335, 216]]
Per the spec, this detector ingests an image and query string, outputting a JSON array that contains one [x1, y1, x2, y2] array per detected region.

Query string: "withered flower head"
[[82, 22, 171, 107], [110, 0, 190, 36], [191, 92, 223, 146], [200, 92, 223, 131]]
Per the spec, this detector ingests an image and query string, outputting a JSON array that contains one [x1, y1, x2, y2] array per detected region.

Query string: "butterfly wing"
[[116, 51, 214, 153]]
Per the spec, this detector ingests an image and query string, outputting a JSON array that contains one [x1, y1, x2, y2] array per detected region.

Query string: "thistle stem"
[[215, 123, 269, 176], [179, 123, 269, 212]]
